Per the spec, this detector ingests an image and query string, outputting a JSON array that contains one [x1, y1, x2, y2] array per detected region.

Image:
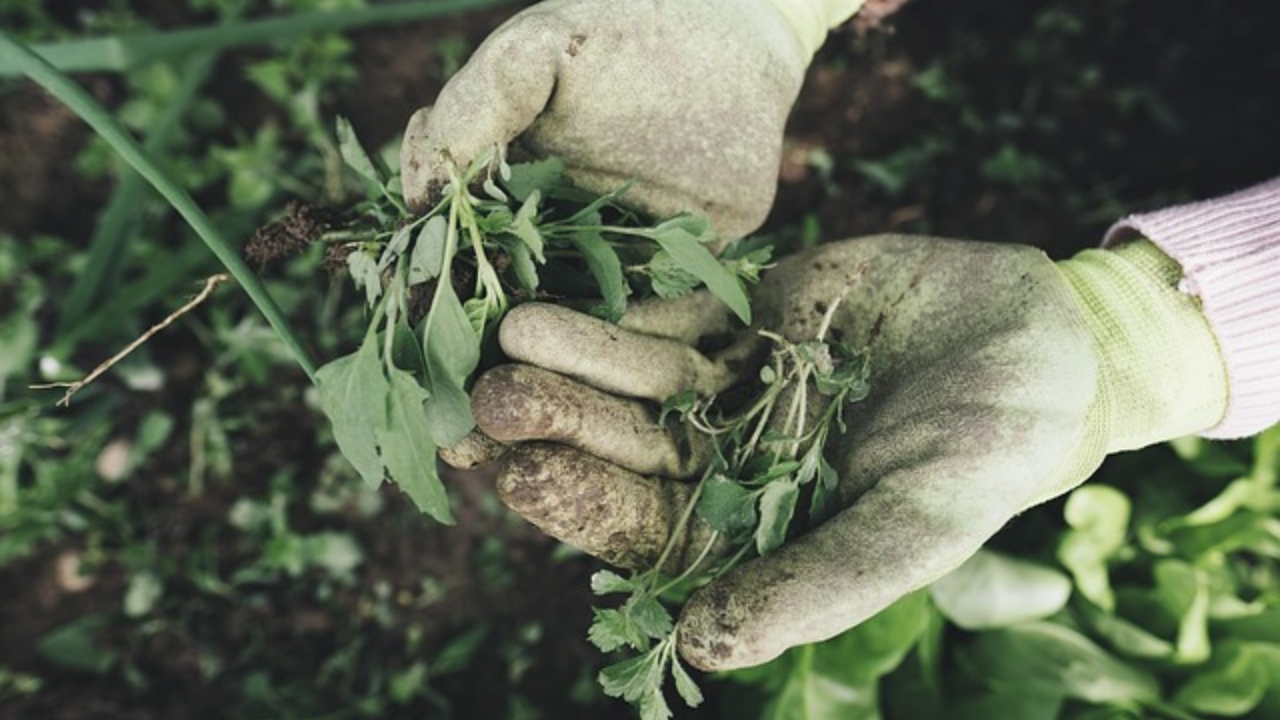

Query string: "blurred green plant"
[[722, 425, 1280, 720]]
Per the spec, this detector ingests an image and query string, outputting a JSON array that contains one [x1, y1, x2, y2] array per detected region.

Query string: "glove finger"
[[438, 429, 506, 470], [676, 463, 1031, 671], [496, 442, 720, 573], [472, 364, 710, 479], [617, 291, 739, 346], [399, 12, 566, 211], [499, 303, 757, 402]]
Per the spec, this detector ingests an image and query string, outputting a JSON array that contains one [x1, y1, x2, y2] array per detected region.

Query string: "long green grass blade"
[[1, 0, 514, 76], [57, 1, 251, 335], [0, 31, 318, 382]]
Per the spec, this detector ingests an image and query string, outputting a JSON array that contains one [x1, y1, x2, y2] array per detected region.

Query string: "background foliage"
[[1, 0, 1277, 718]]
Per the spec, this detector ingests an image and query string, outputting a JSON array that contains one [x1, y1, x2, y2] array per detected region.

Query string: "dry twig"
[[32, 273, 232, 406]]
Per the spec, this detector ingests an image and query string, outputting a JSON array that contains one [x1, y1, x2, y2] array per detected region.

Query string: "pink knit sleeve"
[[1104, 177, 1280, 439]]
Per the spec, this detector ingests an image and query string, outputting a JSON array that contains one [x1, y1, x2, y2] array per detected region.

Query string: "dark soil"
[[2, 0, 1278, 718]]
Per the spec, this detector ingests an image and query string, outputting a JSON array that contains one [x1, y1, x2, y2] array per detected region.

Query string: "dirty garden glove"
[[399, 0, 868, 241], [456, 235, 1229, 671]]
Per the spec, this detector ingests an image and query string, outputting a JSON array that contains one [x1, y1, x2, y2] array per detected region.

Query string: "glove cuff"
[[760, 0, 868, 59], [1056, 240, 1228, 452], [1105, 178, 1280, 438]]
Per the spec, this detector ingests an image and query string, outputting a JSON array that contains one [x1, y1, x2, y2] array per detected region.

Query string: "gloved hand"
[[399, 0, 868, 241], [453, 234, 1229, 671]]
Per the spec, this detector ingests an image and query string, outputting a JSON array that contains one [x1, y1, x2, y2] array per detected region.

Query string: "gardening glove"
[[459, 234, 1229, 671], [400, 0, 868, 242]]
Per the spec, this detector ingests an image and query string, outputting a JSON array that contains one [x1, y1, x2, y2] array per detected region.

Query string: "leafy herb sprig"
[[314, 118, 769, 525], [589, 296, 871, 719], [317, 119, 867, 719]]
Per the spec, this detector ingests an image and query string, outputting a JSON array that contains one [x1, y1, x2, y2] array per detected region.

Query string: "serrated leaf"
[[599, 651, 660, 702], [589, 608, 638, 652], [591, 570, 635, 596], [647, 250, 701, 299], [626, 595, 674, 641], [670, 657, 704, 708], [638, 686, 673, 720], [346, 250, 382, 308], [646, 215, 751, 324], [565, 228, 628, 321], [696, 475, 758, 536], [408, 216, 447, 285], [378, 369, 454, 523], [316, 335, 388, 489], [756, 481, 798, 555], [335, 116, 383, 187]]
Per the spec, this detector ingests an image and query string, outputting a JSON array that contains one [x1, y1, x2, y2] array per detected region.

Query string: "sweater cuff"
[[1104, 177, 1280, 439]]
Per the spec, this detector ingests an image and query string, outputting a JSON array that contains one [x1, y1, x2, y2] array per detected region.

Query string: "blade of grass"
[[0, 31, 318, 383], [57, 0, 250, 335], [0, 0, 515, 76]]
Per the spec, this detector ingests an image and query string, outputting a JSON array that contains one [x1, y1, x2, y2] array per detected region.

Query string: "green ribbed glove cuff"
[[762, 0, 868, 59], [1056, 240, 1228, 453]]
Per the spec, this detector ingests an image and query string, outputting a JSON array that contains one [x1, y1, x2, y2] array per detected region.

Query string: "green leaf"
[[814, 590, 934, 684], [947, 693, 1063, 720], [499, 236, 540, 293], [1153, 559, 1211, 663], [1058, 484, 1131, 612], [378, 224, 412, 271], [670, 656, 704, 708], [408, 215, 447, 285], [755, 480, 798, 555], [422, 280, 479, 447], [509, 190, 545, 262], [591, 570, 636, 596], [565, 228, 628, 322], [1175, 641, 1280, 716], [347, 250, 382, 308], [316, 335, 388, 489], [36, 615, 117, 675], [334, 115, 383, 187], [377, 368, 454, 523], [1080, 604, 1175, 660], [504, 157, 564, 202], [589, 608, 643, 652], [626, 594, 675, 641], [696, 475, 758, 537], [599, 651, 661, 702], [929, 550, 1072, 630], [958, 622, 1160, 704], [646, 215, 751, 324], [647, 250, 701, 299], [123, 571, 163, 618], [638, 685, 673, 720], [765, 644, 880, 720]]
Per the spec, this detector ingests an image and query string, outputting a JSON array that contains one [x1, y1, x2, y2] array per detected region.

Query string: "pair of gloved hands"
[[400, 0, 1230, 671]]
